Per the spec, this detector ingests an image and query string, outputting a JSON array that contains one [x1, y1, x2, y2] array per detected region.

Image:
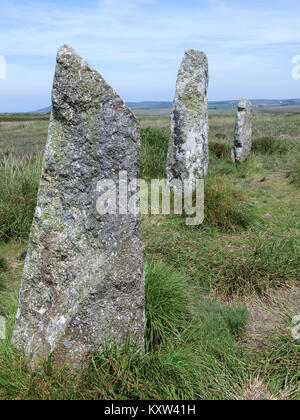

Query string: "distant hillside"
[[127, 101, 172, 109], [34, 102, 173, 114], [35, 106, 52, 114], [34, 99, 300, 116]]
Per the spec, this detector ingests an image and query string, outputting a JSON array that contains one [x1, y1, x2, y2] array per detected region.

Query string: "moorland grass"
[[140, 128, 255, 231], [287, 147, 300, 188], [252, 136, 288, 155], [209, 141, 232, 159], [0, 257, 7, 271], [0, 261, 250, 400], [0, 257, 7, 290], [0, 157, 41, 241], [139, 128, 169, 180], [209, 235, 300, 298], [0, 113, 299, 399], [203, 173, 255, 231], [259, 334, 300, 399]]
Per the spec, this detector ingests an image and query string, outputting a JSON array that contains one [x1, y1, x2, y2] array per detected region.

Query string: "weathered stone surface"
[[166, 49, 209, 185], [231, 97, 253, 162], [12, 45, 144, 367]]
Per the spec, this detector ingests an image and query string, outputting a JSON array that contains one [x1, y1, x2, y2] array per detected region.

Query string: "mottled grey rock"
[[231, 97, 253, 162], [166, 49, 209, 186], [12, 45, 144, 367]]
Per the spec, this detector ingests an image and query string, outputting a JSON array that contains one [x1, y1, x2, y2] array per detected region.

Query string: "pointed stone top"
[[59, 44, 75, 51], [56, 44, 84, 67], [52, 44, 135, 125], [58, 44, 77, 54], [185, 48, 206, 56], [55, 44, 95, 74]]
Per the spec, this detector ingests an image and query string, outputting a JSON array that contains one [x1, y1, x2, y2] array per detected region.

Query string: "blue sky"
[[0, 0, 299, 112]]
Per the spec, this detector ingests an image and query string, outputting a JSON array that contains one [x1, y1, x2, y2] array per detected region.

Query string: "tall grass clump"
[[211, 235, 299, 297], [139, 128, 169, 180], [145, 261, 195, 348], [252, 136, 288, 155], [259, 334, 300, 400], [203, 174, 255, 231], [209, 141, 232, 159], [0, 157, 41, 241]]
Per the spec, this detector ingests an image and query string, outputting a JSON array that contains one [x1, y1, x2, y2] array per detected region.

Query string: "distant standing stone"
[[12, 45, 144, 367], [231, 97, 253, 162], [166, 49, 209, 186]]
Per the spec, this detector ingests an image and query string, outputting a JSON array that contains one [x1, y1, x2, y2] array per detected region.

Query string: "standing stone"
[[12, 45, 144, 367], [166, 49, 209, 186], [231, 97, 253, 162]]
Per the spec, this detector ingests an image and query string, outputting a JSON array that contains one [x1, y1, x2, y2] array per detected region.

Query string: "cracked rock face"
[[231, 97, 253, 163], [166, 49, 209, 185], [12, 45, 145, 367]]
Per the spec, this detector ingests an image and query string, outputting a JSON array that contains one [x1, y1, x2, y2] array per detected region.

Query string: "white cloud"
[[0, 0, 299, 109], [1, 0, 299, 58]]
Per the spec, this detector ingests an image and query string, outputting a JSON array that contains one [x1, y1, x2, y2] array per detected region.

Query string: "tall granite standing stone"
[[231, 97, 253, 163], [166, 49, 209, 186], [12, 45, 145, 367]]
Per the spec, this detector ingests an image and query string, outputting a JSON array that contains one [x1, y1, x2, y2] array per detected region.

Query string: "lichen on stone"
[[12, 45, 145, 368], [167, 49, 209, 185]]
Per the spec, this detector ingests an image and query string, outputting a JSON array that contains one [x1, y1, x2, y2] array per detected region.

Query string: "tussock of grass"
[[145, 262, 195, 347], [252, 137, 288, 155], [211, 236, 299, 297], [209, 141, 232, 159], [0, 157, 41, 241], [203, 174, 255, 231], [259, 334, 300, 400]]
